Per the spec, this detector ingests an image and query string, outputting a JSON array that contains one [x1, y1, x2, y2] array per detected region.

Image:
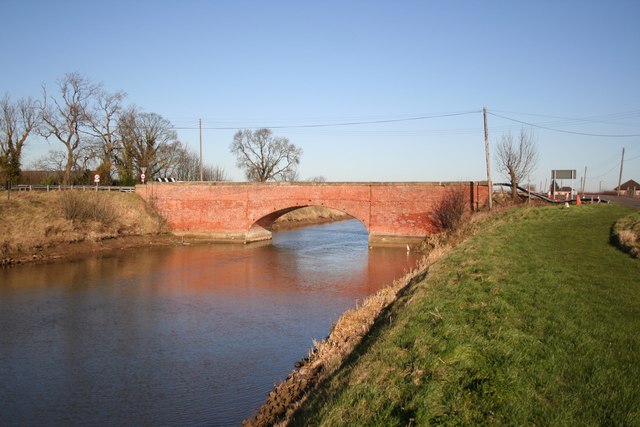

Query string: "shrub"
[[611, 212, 640, 258], [60, 191, 117, 226], [430, 186, 468, 232]]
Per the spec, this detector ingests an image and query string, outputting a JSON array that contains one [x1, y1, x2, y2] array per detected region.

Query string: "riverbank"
[[297, 205, 640, 425], [243, 208, 485, 426], [0, 191, 172, 266], [0, 192, 351, 266], [245, 203, 640, 426], [271, 206, 351, 230]]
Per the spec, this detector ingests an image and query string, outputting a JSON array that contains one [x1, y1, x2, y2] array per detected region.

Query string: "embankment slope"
[[0, 191, 171, 265], [252, 204, 640, 426]]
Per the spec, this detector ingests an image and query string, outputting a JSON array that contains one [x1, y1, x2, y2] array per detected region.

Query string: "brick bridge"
[[136, 181, 488, 245]]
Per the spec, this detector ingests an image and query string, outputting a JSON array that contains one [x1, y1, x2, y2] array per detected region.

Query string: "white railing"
[[9, 185, 136, 192]]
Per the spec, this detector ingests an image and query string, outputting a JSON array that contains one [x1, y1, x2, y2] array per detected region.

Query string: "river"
[[0, 219, 420, 426]]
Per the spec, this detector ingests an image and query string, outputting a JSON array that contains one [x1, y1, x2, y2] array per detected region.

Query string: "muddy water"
[[0, 220, 420, 426]]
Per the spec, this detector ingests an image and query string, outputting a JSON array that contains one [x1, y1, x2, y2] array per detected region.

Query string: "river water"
[[0, 219, 420, 426]]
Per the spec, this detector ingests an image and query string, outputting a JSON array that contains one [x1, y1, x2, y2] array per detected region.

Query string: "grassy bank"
[[612, 210, 640, 257], [0, 191, 169, 265], [288, 204, 640, 425]]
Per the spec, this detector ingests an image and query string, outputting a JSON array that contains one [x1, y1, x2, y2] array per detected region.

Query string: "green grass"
[[290, 204, 640, 426]]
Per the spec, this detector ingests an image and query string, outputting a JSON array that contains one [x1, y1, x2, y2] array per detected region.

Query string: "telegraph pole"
[[483, 107, 493, 210], [199, 119, 203, 181], [617, 147, 625, 196]]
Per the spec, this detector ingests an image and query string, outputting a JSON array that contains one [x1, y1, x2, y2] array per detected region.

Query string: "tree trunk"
[[509, 168, 518, 200], [63, 146, 74, 185]]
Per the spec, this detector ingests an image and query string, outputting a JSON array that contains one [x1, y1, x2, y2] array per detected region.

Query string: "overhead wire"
[[490, 109, 640, 126], [170, 109, 640, 139], [171, 110, 482, 131], [488, 112, 640, 137]]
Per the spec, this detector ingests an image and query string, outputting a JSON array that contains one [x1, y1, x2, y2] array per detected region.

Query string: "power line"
[[488, 112, 640, 137], [590, 162, 624, 179], [172, 110, 482, 131], [490, 109, 640, 126]]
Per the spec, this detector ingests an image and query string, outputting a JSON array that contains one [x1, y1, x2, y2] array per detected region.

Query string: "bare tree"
[[230, 128, 302, 182], [40, 73, 97, 185], [0, 95, 40, 186], [115, 107, 180, 183], [204, 164, 229, 181], [31, 150, 67, 184], [32, 150, 67, 172], [135, 112, 180, 178], [307, 176, 327, 182], [173, 143, 229, 181], [113, 106, 138, 184], [86, 88, 126, 184], [495, 129, 538, 199], [172, 143, 200, 181]]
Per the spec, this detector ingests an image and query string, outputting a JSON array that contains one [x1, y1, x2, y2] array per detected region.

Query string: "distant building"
[[615, 179, 640, 197]]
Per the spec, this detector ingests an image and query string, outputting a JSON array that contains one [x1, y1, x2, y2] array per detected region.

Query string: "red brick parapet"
[[136, 182, 488, 245]]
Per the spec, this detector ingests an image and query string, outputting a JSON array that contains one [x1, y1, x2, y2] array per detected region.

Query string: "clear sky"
[[1, 0, 639, 191]]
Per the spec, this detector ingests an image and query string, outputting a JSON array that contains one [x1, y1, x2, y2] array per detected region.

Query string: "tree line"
[[6, 71, 535, 191], [1, 72, 227, 186]]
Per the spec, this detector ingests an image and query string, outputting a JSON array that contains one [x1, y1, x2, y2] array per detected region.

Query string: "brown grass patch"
[[611, 211, 640, 257], [0, 191, 169, 265]]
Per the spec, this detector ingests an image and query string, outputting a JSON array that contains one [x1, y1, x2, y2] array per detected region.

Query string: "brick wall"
[[137, 182, 488, 245]]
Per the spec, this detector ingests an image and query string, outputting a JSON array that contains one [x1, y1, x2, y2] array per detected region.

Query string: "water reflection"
[[0, 220, 419, 426]]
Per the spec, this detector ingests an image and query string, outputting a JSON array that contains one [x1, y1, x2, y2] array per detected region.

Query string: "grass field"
[[290, 204, 640, 426]]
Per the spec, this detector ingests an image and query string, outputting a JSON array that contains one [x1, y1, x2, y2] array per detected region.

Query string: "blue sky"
[[1, 0, 639, 191]]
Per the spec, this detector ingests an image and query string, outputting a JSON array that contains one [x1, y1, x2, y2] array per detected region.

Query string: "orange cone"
[[576, 195, 582, 205]]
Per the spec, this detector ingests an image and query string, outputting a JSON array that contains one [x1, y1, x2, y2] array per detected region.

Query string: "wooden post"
[[483, 107, 492, 210], [617, 147, 625, 196], [199, 119, 203, 181]]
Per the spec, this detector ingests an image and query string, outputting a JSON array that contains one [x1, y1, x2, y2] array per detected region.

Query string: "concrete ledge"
[[172, 230, 253, 244], [172, 226, 274, 244]]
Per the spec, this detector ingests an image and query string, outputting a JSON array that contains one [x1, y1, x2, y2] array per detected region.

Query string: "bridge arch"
[[246, 204, 368, 243]]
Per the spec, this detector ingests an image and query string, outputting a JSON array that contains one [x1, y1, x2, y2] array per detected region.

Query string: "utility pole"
[[199, 119, 203, 181], [582, 166, 587, 194], [617, 147, 625, 196], [483, 107, 492, 210]]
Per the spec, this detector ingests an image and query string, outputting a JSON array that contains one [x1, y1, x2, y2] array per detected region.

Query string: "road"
[[604, 195, 640, 209]]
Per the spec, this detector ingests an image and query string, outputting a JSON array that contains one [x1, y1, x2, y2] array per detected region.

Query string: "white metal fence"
[[5, 185, 136, 192]]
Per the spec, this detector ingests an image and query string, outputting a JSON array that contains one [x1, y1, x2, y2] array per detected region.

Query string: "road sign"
[[94, 174, 100, 183], [552, 170, 576, 180], [141, 173, 146, 180]]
